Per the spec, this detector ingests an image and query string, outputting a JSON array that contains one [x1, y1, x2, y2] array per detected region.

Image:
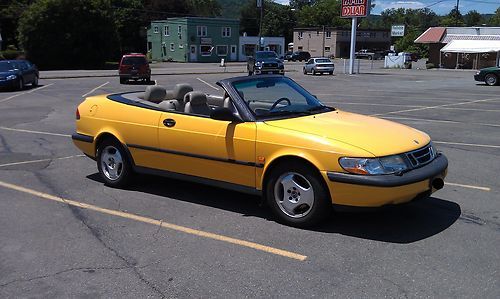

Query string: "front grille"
[[262, 62, 278, 68], [405, 143, 435, 168]]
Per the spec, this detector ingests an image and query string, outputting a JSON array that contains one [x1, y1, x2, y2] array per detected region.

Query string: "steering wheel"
[[269, 97, 291, 111]]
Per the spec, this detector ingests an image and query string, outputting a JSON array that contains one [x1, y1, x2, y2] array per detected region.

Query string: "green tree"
[[297, 0, 349, 27], [464, 10, 484, 26], [111, 0, 145, 53], [440, 8, 465, 26], [18, 0, 120, 69], [0, 0, 35, 48], [487, 7, 500, 26]]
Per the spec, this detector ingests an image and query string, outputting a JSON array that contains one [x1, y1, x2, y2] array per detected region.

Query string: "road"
[[0, 63, 499, 298]]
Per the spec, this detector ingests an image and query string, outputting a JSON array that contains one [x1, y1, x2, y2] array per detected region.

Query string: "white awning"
[[440, 40, 500, 53]]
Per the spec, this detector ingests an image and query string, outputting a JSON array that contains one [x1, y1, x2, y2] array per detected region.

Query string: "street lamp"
[[257, 0, 263, 51]]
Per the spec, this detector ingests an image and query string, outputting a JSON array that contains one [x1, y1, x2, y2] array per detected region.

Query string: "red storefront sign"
[[341, 0, 370, 18]]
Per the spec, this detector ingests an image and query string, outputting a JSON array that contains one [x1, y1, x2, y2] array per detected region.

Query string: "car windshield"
[[0, 62, 18, 72], [255, 52, 277, 59], [122, 56, 147, 65], [315, 59, 331, 63], [232, 76, 331, 119]]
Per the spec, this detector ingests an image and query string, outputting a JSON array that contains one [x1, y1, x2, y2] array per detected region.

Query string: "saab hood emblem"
[[414, 140, 420, 144]]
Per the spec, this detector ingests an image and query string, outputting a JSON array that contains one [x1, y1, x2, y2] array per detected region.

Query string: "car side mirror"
[[210, 107, 241, 122]]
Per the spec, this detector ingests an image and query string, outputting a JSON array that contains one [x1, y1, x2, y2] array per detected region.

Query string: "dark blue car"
[[0, 60, 39, 90]]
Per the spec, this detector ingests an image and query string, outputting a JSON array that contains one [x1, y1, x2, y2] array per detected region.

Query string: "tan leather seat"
[[158, 100, 179, 111], [184, 92, 211, 116]]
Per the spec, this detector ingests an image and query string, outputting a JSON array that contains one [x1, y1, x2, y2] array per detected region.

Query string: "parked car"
[[288, 51, 311, 62], [474, 66, 499, 86], [72, 75, 448, 227], [303, 58, 335, 75], [0, 60, 39, 90], [284, 51, 293, 61], [118, 53, 151, 84], [247, 51, 284, 75]]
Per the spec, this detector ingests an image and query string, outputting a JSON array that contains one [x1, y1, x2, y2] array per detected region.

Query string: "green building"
[[147, 17, 240, 63]]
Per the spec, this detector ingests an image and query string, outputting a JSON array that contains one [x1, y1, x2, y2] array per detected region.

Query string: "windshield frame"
[[255, 51, 278, 59], [227, 75, 333, 121]]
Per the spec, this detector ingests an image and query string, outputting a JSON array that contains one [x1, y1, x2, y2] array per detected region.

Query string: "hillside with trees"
[[0, 0, 498, 69]]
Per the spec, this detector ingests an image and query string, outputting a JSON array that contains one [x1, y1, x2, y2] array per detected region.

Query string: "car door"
[[156, 111, 257, 188], [305, 59, 313, 72]]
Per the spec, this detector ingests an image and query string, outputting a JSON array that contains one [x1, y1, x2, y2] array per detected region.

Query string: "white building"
[[238, 36, 285, 61]]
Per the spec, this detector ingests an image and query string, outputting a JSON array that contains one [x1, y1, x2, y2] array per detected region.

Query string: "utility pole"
[[322, 25, 325, 57], [455, 0, 460, 26], [257, 0, 263, 51]]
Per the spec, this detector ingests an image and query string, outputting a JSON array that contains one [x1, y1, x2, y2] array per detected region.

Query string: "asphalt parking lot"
[[0, 62, 499, 298]]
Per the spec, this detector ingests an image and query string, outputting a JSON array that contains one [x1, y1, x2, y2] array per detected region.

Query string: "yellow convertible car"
[[72, 75, 448, 227]]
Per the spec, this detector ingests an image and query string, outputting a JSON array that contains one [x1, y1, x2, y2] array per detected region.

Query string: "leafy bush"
[[18, 0, 119, 70], [0, 49, 25, 60]]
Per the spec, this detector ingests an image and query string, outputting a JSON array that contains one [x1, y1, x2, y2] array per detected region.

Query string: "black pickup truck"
[[247, 51, 285, 75]]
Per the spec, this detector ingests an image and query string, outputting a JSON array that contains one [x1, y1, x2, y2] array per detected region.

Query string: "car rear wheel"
[[329, 71, 333, 75], [485, 74, 498, 86], [266, 162, 331, 227], [303, 68, 307, 74], [97, 139, 133, 187], [120, 78, 126, 84], [312, 69, 316, 75]]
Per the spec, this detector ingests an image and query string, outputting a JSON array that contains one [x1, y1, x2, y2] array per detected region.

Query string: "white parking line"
[[81, 81, 109, 97], [0, 155, 85, 168], [434, 141, 500, 149], [328, 101, 500, 113], [0, 126, 71, 138], [196, 78, 219, 90], [381, 116, 500, 128], [370, 97, 500, 117], [0, 83, 55, 104], [445, 182, 491, 191]]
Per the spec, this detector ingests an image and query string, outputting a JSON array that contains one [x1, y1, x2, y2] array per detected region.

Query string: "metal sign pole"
[[349, 17, 357, 75]]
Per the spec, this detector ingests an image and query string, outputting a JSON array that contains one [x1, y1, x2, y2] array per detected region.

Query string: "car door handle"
[[163, 118, 176, 127]]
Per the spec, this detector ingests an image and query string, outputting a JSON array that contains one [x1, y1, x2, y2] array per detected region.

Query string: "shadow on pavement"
[[87, 173, 461, 244]]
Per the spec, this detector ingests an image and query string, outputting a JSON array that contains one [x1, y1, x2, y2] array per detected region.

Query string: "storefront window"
[[200, 45, 212, 56], [216, 45, 228, 56]]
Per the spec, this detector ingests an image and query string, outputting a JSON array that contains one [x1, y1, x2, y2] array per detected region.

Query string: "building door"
[[189, 45, 197, 62], [230, 45, 237, 61]]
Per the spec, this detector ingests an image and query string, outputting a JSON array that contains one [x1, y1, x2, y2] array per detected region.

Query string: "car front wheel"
[[266, 162, 331, 227], [303, 68, 307, 74], [97, 139, 133, 187], [485, 74, 498, 86], [32, 76, 39, 87], [17, 78, 24, 90]]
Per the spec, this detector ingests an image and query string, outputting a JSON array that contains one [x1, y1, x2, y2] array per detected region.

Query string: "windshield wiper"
[[307, 105, 334, 112]]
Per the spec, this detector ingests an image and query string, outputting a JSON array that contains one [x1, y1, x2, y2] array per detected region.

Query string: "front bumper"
[[323, 154, 448, 207], [255, 69, 285, 75], [474, 74, 484, 82], [0, 79, 17, 88]]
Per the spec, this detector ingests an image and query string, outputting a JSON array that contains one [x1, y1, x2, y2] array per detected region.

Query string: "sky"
[[273, 0, 500, 15]]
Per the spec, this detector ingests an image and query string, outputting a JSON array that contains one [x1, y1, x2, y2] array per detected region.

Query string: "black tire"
[[303, 68, 307, 75], [17, 78, 24, 90], [312, 69, 316, 76], [329, 71, 333, 75], [485, 74, 498, 86], [120, 78, 126, 84], [32, 75, 39, 87], [96, 139, 133, 188], [265, 162, 331, 228]]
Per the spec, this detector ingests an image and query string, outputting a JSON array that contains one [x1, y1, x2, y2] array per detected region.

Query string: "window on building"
[[197, 26, 207, 37], [324, 46, 330, 52], [298, 46, 303, 50], [222, 27, 231, 37], [298, 32, 303, 38], [154, 26, 159, 34], [178, 25, 182, 34], [200, 45, 212, 56], [216, 45, 228, 56], [170, 43, 175, 51], [370, 32, 376, 38], [326, 31, 331, 39], [164, 26, 169, 36]]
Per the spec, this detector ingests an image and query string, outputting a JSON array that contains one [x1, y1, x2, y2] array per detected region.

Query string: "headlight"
[[6, 75, 17, 80], [339, 155, 408, 175], [475, 71, 481, 75], [255, 61, 262, 68]]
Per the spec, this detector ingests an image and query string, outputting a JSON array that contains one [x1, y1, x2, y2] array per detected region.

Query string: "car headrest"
[[144, 85, 166, 103], [173, 83, 193, 101], [158, 100, 179, 111], [185, 92, 207, 106]]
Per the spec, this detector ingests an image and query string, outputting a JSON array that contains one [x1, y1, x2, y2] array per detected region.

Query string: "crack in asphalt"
[[381, 277, 409, 298], [0, 261, 163, 289], [31, 173, 167, 298], [0, 134, 13, 153]]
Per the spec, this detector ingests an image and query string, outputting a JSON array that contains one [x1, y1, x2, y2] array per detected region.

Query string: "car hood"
[[264, 110, 431, 157], [258, 58, 281, 63], [480, 66, 499, 72]]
